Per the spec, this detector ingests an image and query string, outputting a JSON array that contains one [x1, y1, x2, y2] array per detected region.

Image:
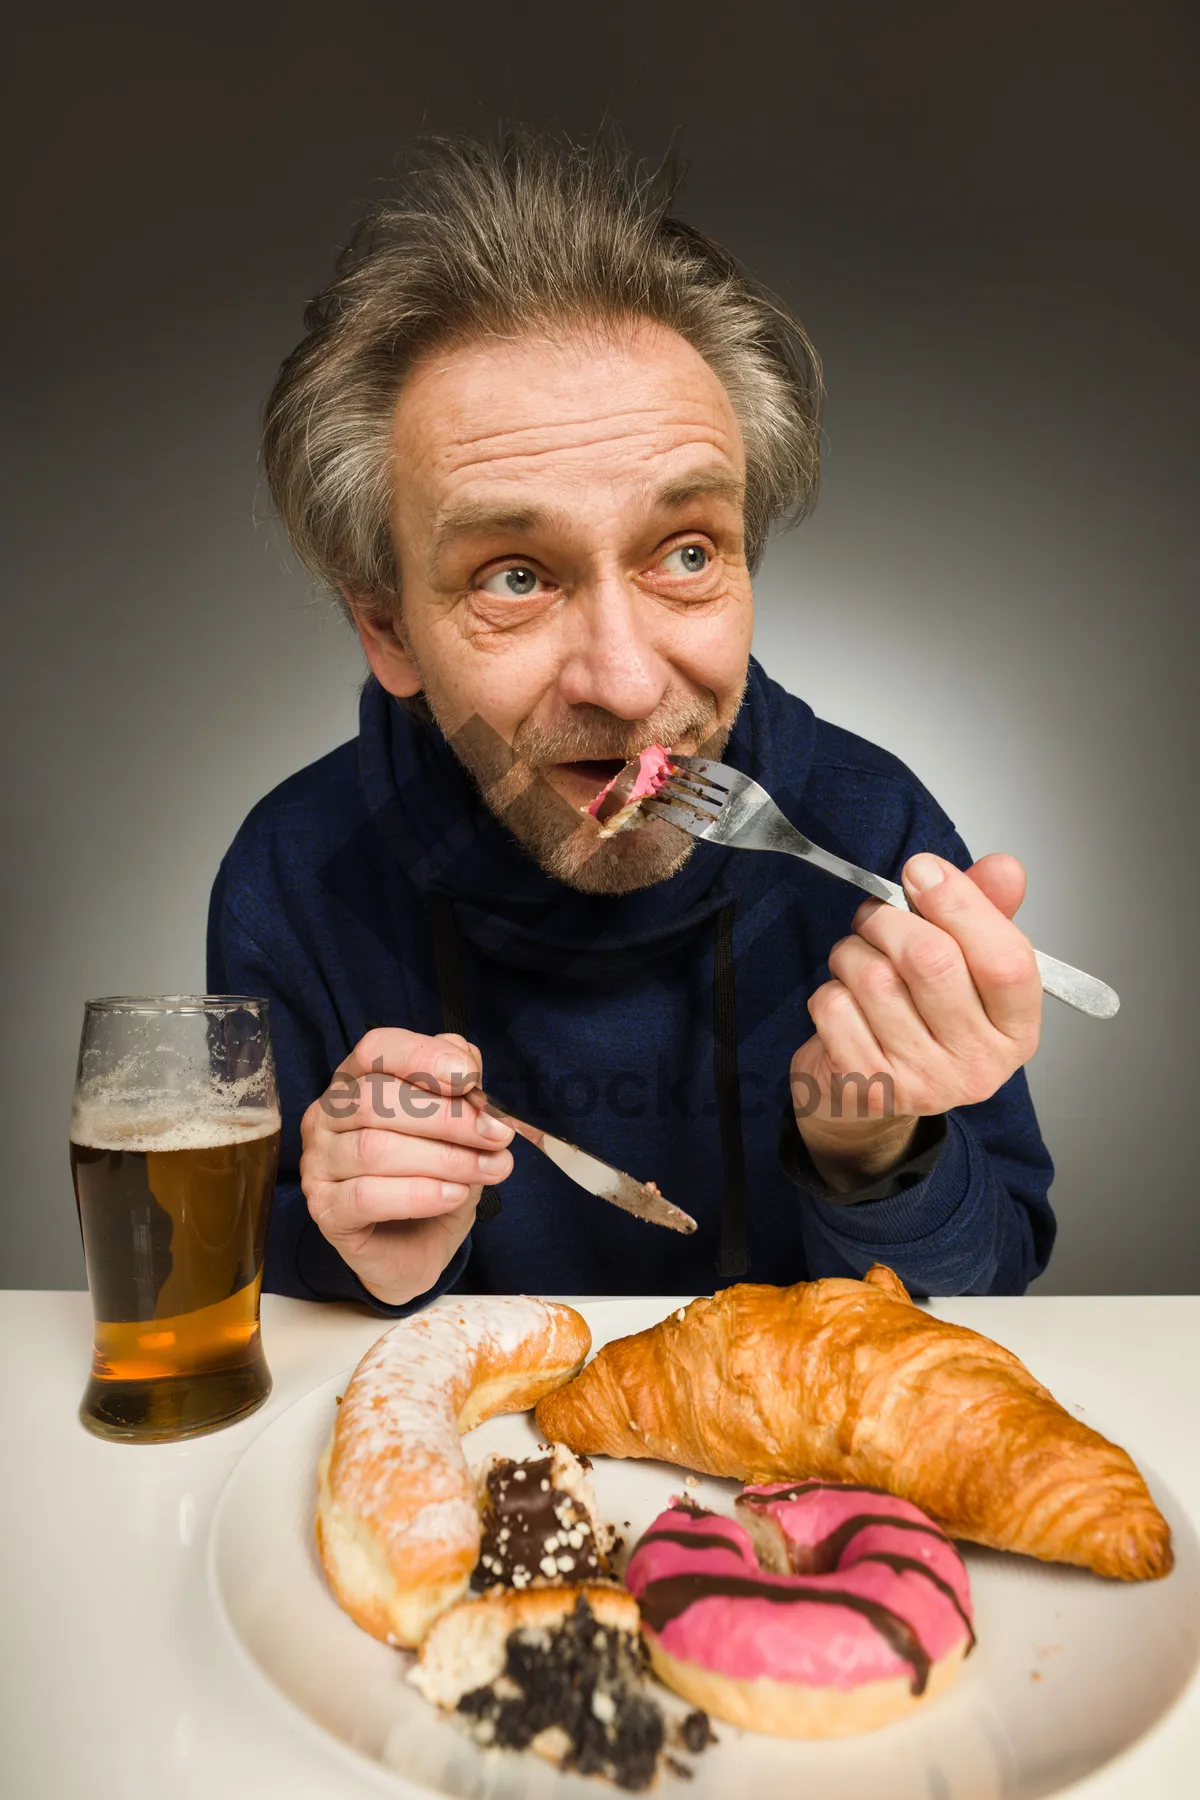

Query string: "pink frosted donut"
[[624, 1483, 974, 1738]]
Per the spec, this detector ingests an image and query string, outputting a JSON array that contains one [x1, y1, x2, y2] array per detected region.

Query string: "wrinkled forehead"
[[388, 320, 747, 528]]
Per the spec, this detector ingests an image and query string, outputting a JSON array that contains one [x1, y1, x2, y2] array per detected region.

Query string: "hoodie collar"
[[358, 657, 810, 973]]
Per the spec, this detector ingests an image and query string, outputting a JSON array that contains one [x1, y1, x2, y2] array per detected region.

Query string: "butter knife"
[[474, 1092, 697, 1234]]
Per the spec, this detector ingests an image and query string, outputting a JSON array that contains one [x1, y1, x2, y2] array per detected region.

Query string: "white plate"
[[208, 1301, 1200, 1800]]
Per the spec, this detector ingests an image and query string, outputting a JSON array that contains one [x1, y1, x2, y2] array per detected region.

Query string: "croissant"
[[534, 1265, 1172, 1581]]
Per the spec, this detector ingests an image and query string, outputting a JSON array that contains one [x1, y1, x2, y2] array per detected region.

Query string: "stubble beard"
[[415, 675, 743, 896]]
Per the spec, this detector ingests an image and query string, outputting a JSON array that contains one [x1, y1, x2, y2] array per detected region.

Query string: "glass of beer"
[[69, 996, 281, 1442]]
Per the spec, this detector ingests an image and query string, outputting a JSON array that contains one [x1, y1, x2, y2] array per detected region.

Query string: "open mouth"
[[556, 758, 628, 785], [563, 745, 678, 836], [551, 750, 678, 837]]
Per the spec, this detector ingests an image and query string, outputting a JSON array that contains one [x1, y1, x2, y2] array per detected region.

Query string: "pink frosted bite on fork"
[[585, 745, 675, 822]]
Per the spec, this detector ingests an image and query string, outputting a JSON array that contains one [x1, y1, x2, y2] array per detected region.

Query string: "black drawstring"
[[713, 901, 748, 1279], [422, 892, 747, 1268], [424, 892, 470, 1039], [423, 894, 502, 1222]]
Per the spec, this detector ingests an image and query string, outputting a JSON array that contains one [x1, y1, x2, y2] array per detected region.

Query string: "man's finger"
[[434, 1031, 484, 1066], [338, 1026, 482, 1095], [325, 1125, 513, 1187], [334, 1174, 482, 1225], [317, 1074, 514, 1142], [964, 851, 1026, 921], [827, 933, 938, 1068], [807, 977, 890, 1090], [900, 854, 1041, 1041], [852, 902, 1008, 1060]]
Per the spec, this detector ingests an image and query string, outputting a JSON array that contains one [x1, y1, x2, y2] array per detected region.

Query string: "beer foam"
[[70, 1105, 281, 1154]]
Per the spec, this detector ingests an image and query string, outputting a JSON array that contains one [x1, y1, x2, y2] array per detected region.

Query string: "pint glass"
[[69, 996, 280, 1441]]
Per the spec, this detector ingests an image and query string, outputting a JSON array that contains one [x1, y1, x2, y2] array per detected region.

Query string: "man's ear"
[[342, 588, 422, 698]]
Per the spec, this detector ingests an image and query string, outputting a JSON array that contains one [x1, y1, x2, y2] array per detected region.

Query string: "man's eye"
[[660, 544, 710, 576], [479, 566, 544, 597]]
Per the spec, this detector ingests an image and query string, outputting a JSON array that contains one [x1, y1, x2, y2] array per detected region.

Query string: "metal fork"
[[645, 756, 1119, 1019]]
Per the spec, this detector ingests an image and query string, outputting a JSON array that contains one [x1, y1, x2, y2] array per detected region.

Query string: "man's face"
[[357, 321, 754, 893]]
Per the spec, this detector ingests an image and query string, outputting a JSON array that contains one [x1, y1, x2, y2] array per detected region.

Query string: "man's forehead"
[[391, 324, 745, 501]]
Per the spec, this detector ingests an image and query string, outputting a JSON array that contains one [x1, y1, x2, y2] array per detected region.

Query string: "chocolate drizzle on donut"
[[636, 1572, 933, 1696], [786, 1512, 950, 1574], [854, 1553, 976, 1651], [746, 1480, 901, 1505], [670, 1496, 715, 1520], [749, 1498, 975, 1653], [638, 1518, 974, 1649], [636, 1528, 742, 1556], [630, 1496, 978, 1693]]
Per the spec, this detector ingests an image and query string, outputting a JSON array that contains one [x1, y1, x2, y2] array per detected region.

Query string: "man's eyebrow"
[[428, 501, 555, 566], [650, 468, 745, 511], [427, 468, 743, 572]]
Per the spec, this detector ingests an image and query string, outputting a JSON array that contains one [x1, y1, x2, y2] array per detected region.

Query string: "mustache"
[[513, 702, 721, 768]]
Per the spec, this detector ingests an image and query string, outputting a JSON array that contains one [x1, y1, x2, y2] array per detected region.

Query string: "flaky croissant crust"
[[534, 1265, 1172, 1581]]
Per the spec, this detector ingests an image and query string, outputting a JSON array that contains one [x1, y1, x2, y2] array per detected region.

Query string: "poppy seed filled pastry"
[[410, 1586, 668, 1790]]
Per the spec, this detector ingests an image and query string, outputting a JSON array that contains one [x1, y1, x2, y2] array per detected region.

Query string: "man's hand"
[[790, 853, 1042, 1192], [300, 1028, 514, 1306]]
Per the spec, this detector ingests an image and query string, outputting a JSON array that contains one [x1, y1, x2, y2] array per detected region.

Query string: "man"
[[208, 131, 1054, 1314]]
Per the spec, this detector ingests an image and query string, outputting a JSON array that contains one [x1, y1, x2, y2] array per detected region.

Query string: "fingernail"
[[476, 1110, 513, 1141], [434, 1054, 470, 1086], [477, 1150, 509, 1175], [905, 854, 944, 893], [441, 1182, 466, 1204]]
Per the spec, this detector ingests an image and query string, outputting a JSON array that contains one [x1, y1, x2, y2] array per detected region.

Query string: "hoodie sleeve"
[[206, 862, 471, 1314], [781, 1072, 1055, 1295], [778, 773, 1056, 1296]]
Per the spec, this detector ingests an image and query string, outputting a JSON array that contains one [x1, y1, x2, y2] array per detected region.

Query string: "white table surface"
[[3, 1290, 1199, 1800]]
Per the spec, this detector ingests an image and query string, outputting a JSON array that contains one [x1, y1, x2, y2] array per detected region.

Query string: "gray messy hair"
[[262, 129, 823, 602]]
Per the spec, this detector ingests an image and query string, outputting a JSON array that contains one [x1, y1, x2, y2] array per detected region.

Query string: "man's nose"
[[556, 581, 674, 720]]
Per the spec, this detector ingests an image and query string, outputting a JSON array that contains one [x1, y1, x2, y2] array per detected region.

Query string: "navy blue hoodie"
[[207, 659, 1055, 1312]]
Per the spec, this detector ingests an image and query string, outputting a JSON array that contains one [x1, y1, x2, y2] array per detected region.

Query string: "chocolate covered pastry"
[[474, 1444, 613, 1590]]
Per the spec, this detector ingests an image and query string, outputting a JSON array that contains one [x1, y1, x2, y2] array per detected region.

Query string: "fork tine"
[[663, 769, 723, 800], [659, 778, 723, 816], [642, 797, 717, 835], [662, 776, 727, 809], [667, 755, 732, 793]]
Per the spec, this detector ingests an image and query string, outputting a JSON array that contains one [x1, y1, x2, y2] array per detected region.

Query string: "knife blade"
[[475, 1091, 697, 1235]]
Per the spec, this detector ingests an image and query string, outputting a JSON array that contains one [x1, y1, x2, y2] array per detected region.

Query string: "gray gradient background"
[[3, 2, 1196, 1292]]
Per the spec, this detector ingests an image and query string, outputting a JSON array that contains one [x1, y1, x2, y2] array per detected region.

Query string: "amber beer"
[[70, 997, 280, 1441]]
